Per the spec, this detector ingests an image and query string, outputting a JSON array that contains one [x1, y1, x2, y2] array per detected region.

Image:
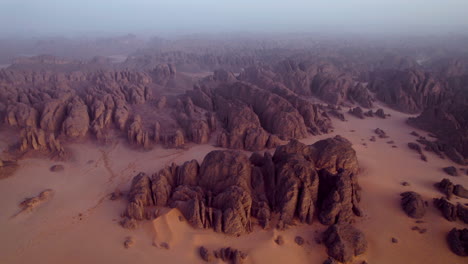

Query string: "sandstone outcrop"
[[400, 192, 426, 219], [369, 69, 444, 114], [19, 127, 67, 160], [408, 142, 422, 154], [0, 159, 19, 179], [443, 166, 458, 176], [213, 247, 248, 264], [0, 62, 336, 157], [434, 197, 468, 223], [122, 136, 362, 236], [199, 246, 214, 262], [447, 228, 468, 257], [348, 107, 365, 119], [49, 164, 64, 172], [61, 97, 89, 138], [375, 108, 386, 118], [18, 189, 54, 213], [323, 223, 367, 263], [407, 80, 467, 165], [374, 128, 388, 138], [433, 197, 458, 221]]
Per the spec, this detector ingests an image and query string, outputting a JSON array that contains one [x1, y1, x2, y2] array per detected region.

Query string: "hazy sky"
[[1, 0, 468, 36]]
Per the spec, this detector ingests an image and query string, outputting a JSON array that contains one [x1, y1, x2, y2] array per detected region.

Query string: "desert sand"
[[0, 104, 466, 264]]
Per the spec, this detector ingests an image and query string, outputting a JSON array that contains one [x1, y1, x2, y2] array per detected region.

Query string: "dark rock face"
[[271, 136, 361, 227], [213, 247, 248, 264], [435, 178, 468, 200], [433, 197, 458, 221], [323, 223, 367, 263], [0, 160, 19, 179], [310, 72, 373, 108], [249, 60, 373, 108], [447, 228, 468, 256], [443, 166, 458, 176], [328, 109, 346, 121], [436, 178, 455, 199], [374, 128, 388, 138], [407, 84, 467, 165], [369, 69, 444, 114], [347, 84, 374, 108], [274, 235, 285, 245], [215, 82, 309, 139], [375, 108, 386, 118], [49, 164, 64, 172], [199, 246, 214, 262], [348, 107, 365, 119], [364, 110, 374, 117], [295, 236, 305, 245], [124, 173, 154, 221], [376, 69, 468, 166], [214, 96, 271, 151], [400, 192, 426, 219], [19, 127, 67, 160], [122, 136, 363, 238], [408, 142, 422, 154], [186, 76, 333, 151], [455, 184, 468, 199], [458, 204, 468, 224], [323, 257, 339, 264], [433, 197, 468, 224]]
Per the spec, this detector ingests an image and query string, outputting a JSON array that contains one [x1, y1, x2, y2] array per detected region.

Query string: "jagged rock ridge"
[[122, 136, 366, 262]]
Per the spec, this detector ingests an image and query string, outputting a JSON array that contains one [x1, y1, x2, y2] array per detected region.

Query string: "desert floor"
[[0, 104, 466, 264]]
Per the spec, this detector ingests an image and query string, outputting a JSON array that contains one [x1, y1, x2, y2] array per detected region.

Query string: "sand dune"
[[0, 104, 466, 263]]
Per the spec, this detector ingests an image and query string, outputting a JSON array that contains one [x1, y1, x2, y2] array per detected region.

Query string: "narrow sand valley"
[[0, 104, 466, 264]]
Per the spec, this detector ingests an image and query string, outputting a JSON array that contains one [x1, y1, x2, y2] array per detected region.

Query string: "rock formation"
[[0, 62, 336, 157], [199, 246, 214, 262], [443, 166, 458, 176], [18, 189, 54, 214], [49, 164, 64, 172], [433, 197, 468, 223], [400, 192, 426, 219], [433, 197, 458, 221], [374, 128, 388, 138], [447, 228, 468, 256], [407, 75, 467, 165], [322, 223, 367, 263], [0, 159, 19, 179], [348, 107, 365, 119], [121, 136, 360, 230], [369, 69, 444, 114], [407, 142, 422, 154], [121, 136, 365, 262]]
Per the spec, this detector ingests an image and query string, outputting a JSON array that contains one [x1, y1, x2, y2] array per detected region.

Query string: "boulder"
[[348, 107, 365, 119], [124, 173, 154, 220], [375, 108, 386, 118], [433, 197, 458, 221], [443, 166, 458, 176], [447, 228, 468, 256], [408, 142, 422, 154], [400, 192, 426, 219], [199, 246, 214, 262], [323, 223, 367, 263]]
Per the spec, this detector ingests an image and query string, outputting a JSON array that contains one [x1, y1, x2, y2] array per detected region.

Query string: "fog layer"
[[1, 0, 468, 36]]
